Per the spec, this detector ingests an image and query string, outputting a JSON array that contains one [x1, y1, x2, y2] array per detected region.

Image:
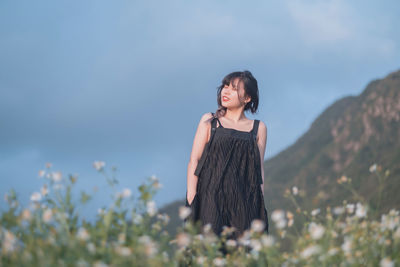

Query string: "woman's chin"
[[222, 102, 241, 109], [221, 102, 231, 108]]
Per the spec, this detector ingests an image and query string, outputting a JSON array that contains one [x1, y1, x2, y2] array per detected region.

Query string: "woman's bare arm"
[[257, 121, 267, 196], [187, 112, 213, 204]]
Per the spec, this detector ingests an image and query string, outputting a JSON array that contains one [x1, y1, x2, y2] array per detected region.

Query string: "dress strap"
[[211, 113, 218, 128], [251, 120, 260, 140], [215, 117, 223, 128], [210, 114, 218, 134], [211, 112, 224, 128]]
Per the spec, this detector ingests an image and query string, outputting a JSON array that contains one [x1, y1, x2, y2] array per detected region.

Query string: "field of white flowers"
[[1, 162, 399, 266]]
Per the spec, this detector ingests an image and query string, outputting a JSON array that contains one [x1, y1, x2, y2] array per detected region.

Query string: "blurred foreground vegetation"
[[1, 162, 399, 266]]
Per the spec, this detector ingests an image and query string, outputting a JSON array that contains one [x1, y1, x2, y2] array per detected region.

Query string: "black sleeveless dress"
[[185, 113, 269, 239]]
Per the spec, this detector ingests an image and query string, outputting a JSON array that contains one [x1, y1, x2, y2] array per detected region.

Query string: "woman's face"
[[221, 78, 250, 109]]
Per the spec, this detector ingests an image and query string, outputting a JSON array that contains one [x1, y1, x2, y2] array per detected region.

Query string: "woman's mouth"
[[222, 96, 230, 102]]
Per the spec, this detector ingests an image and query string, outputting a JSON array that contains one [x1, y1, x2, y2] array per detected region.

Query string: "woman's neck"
[[223, 108, 247, 123]]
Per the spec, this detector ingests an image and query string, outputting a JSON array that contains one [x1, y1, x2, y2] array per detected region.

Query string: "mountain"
[[264, 69, 400, 219], [160, 69, 400, 236]]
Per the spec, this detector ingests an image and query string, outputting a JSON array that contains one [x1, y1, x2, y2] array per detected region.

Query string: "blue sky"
[[1, 0, 399, 218]]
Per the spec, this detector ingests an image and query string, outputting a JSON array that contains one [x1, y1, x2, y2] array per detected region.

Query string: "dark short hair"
[[213, 70, 259, 120]]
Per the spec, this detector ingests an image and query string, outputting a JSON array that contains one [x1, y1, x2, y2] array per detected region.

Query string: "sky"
[[1, 0, 399, 219]]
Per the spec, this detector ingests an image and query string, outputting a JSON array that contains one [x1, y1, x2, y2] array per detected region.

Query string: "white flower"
[[151, 223, 161, 232], [308, 222, 325, 240], [338, 175, 348, 183], [381, 213, 398, 231], [194, 234, 204, 241], [153, 181, 163, 189], [176, 232, 191, 248], [346, 203, 355, 214], [328, 247, 339, 256], [286, 211, 294, 220], [271, 209, 285, 222], [93, 261, 108, 267], [138, 235, 158, 256], [93, 161, 105, 171], [203, 223, 212, 234], [21, 209, 32, 221], [149, 174, 158, 182], [179, 206, 191, 220], [42, 208, 53, 223], [380, 257, 394, 267], [77, 227, 90, 241], [157, 213, 170, 224], [333, 206, 345, 215], [87, 243, 96, 254], [2, 230, 17, 253], [226, 239, 237, 247], [51, 171, 62, 182], [276, 218, 287, 229], [38, 170, 46, 178], [221, 225, 236, 236], [196, 256, 206, 264], [341, 237, 352, 254], [311, 208, 320, 216], [115, 246, 131, 256], [355, 202, 367, 218], [394, 227, 400, 239], [300, 245, 321, 259], [30, 192, 42, 202], [272, 210, 287, 229], [146, 200, 157, 216], [331, 230, 338, 238], [369, 163, 377, 173], [132, 213, 143, 224], [138, 235, 151, 245], [76, 259, 89, 267], [213, 257, 226, 266], [292, 186, 298, 195], [250, 239, 262, 251], [238, 230, 251, 246], [121, 188, 132, 198], [251, 219, 265, 232], [261, 235, 275, 247], [388, 209, 400, 216], [98, 208, 105, 216]]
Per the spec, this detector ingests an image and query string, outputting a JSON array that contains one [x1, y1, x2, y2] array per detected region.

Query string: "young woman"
[[185, 70, 269, 241]]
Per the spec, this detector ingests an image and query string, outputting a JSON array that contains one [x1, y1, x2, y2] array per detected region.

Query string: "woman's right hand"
[[187, 192, 196, 205]]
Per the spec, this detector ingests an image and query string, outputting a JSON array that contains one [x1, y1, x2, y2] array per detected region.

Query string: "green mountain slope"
[[264, 69, 400, 216]]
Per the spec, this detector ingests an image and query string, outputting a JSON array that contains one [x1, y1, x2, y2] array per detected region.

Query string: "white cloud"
[[286, 0, 354, 44], [285, 0, 398, 59]]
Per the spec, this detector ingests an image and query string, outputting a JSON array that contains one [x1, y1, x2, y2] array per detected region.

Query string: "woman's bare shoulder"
[[199, 112, 214, 124], [258, 119, 267, 130], [257, 119, 268, 139]]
